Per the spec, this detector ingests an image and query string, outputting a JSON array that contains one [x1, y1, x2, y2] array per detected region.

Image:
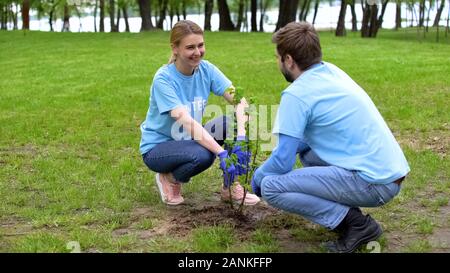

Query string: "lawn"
[[0, 28, 449, 253]]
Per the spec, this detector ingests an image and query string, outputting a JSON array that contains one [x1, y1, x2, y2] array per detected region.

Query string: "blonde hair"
[[168, 20, 204, 64]]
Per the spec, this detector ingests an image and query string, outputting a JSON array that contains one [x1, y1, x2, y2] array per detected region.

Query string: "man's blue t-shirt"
[[139, 60, 231, 154], [266, 62, 409, 184]]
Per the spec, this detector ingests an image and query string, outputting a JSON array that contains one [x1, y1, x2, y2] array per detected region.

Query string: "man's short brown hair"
[[272, 22, 322, 71]]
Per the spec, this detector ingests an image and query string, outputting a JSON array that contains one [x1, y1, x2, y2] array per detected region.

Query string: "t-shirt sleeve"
[[152, 77, 183, 114], [272, 92, 310, 138], [209, 62, 232, 96]]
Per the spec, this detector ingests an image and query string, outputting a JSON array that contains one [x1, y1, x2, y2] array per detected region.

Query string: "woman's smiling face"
[[172, 34, 205, 71]]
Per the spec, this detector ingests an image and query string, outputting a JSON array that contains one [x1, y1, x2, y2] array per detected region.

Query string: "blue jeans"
[[260, 143, 402, 229], [142, 116, 230, 183]]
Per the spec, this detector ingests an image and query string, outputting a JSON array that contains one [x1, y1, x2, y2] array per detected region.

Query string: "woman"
[[140, 20, 260, 206]]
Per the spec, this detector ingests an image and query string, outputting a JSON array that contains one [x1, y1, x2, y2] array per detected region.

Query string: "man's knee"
[[260, 176, 280, 202]]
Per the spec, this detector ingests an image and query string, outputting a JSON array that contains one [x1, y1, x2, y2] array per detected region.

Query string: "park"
[[0, 0, 449, 253]]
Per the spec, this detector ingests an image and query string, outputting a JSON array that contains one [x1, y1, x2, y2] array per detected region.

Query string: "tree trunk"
[[116, 5, 121, 32], [94, 0, 98, 32], [138, 0, 154, 31], [244, 0, 249, 31], [303, 0, 312, 21], [0, 3, 6, 30], [122, 5, 130, 32], [259, 0, 269, 32], [12, 3, 18, 30], [48, 0, 56, 31], [109, 0, 118, 32], [350, 2, 357, 31], [335, 0, 347, 36], [376, 0, 389, 30], [100, 0, 105, 32], [74, 5, 83, 32], [275, 0, 299, 31], [175, 2, 180, 22], [419, 0, 425, 27], [446, 0, 449, 37], [169, 1, 174, 28], [251, 0, 257, 31], [62, 4, 70, 32], [182, 0, 187, 19], [237, 0, 244, 31], [425, 0, 432, 32], [218, 0, 235, 31], [157, 0, 168, 29], [433, 0, 445, 27], [395, 1, 401, 30], [361, 1, 379, 38], [22, 0, 30, 30], [204, 0, 213, 31], [298, 0, 307, 21], [312, 0, 319, 25]]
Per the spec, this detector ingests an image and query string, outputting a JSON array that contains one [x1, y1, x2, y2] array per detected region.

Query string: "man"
[[251, 22, 410, 253]]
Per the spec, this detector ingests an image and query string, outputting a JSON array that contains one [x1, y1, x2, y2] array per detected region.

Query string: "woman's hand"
[[235, 97, 249, 125]]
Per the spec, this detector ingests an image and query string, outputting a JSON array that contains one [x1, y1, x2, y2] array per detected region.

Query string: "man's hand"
[[218, 150, 236, 187], [251, 175, 262, 197]]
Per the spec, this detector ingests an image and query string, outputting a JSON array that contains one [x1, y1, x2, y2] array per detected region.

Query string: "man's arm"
[[253, 134, 300, 187]]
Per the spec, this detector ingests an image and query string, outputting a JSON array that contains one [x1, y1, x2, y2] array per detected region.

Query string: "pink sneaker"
[[155, 173, 184, 205], [221, 183, 260, 206]]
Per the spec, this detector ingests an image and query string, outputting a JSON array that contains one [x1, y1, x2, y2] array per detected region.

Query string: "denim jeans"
[[142, 116, 230, 183], [260, 142, 402, 229]]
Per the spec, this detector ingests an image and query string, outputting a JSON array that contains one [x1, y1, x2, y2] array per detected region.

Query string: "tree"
[[109, 0, 118, 32], [204, 0, 213, 30], [119, 0, 130, 32], [349, 0, 357, 31], [433, 0, 446, 27], [361, 0, 380, 38], [250, 0, 257, 31], [395, 0, 401, 30], [335, 0, 346, 36], [156, 0, 168, 29], [22, 0, 30, 30], [275, 0, 299, 31], [218, 0, 235, 31], [259, 0, 272, 32], [236, 0, 244, 31], [100, 0, 105, 32], [311, 0, 319, 25], [62, 2, 70, 32], [138, 0, 154, 31], [376, 0, 389, 30], [298, 0, 312, 21]]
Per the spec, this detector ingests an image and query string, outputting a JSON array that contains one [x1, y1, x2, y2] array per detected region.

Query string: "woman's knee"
[[195, 147, 216, 170]]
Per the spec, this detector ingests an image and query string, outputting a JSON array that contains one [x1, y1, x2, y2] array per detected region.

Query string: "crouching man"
[[251, 22, 410, 253]]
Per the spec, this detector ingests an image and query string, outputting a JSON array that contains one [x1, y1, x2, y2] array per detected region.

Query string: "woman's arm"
[[222, 85, 249, 137], [170, 106, 224, 155]]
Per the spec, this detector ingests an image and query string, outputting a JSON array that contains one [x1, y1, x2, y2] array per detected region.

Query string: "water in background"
[[9, 2, 450, 33]]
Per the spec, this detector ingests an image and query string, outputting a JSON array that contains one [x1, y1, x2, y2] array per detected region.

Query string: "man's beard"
[[281, 65, 295, 83]]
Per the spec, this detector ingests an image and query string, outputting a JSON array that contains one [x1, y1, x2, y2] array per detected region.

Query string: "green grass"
[[0, 28, 449, 252]]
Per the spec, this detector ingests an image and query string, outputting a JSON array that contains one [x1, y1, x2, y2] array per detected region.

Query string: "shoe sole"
[[155, 173, 184, 206]]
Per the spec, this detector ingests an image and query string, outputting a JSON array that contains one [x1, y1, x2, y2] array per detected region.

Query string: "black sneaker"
[[326, 214, 383, 253]]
